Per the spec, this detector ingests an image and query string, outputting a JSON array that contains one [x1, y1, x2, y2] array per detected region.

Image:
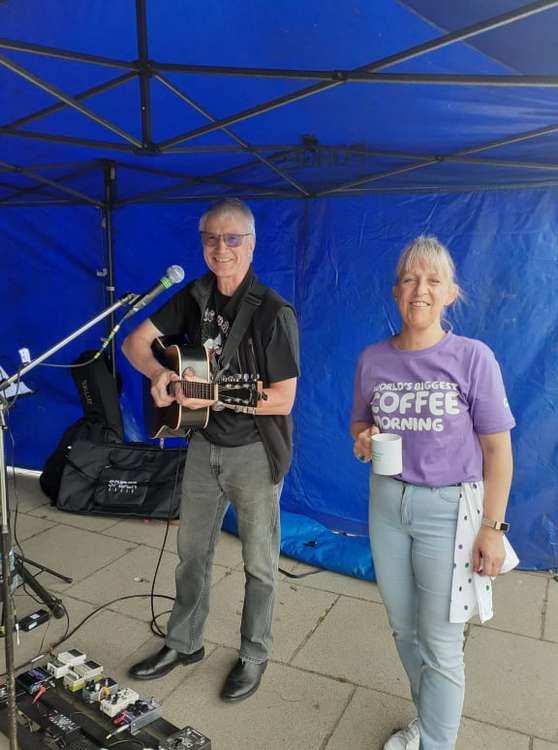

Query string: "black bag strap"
[[214, 281, 266, 380]]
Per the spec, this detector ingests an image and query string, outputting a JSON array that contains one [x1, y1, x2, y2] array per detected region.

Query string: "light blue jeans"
[[370, 475, 465, 750], [165, 432, 282, 663]]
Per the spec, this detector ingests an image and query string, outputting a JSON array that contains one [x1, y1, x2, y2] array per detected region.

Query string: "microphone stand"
[[0, 292, 139, 750]]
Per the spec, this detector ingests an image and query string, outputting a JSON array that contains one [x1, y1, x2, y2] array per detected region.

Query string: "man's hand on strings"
[[150, 367, 178, 408], [174, 366, 217, 410]]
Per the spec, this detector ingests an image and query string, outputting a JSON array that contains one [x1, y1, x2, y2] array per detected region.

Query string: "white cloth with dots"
[[450, 481, 519, 624]]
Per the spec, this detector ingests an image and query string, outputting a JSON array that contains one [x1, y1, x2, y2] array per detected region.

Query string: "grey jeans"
[[165, 432, 282, 663]]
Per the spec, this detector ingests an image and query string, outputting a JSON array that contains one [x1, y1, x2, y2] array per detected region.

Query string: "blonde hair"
[[396, 235, 463, 303]]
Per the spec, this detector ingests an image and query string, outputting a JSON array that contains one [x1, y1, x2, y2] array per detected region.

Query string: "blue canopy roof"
[[1, 0, 558, 201]]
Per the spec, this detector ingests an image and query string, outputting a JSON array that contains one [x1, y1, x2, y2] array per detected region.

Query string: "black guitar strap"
[[214, 280, 267, 381]]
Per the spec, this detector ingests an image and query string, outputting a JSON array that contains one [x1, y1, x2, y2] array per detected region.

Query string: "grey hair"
[[198, 197, 256, 235], [396, 235, 463, 303]]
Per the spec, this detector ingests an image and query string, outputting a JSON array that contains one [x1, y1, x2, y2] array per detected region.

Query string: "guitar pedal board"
[[1, 648, 212, 750]]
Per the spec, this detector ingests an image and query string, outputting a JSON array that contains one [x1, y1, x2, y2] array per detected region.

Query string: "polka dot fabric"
[[449, 481, 519, 624]]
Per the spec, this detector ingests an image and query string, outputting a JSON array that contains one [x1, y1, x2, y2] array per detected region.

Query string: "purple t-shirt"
[[351, 333, 515, 487]]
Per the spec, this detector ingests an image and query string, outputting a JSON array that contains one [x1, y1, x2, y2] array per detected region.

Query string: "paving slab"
[[104, 521, 244, 569], [457, 717, 530, 749], [544, 578, 558, 643], [10, 511, 55, 541], [282, 563, 383, 603], [161, 646, 353, 750], [6, 475, 49, 512], [65, 545, 229, 621], [102, 516, 180, 549], [12, 524, 136, 592], [54, 596, 162, 669], [464, 625, 558, 742], [324, 686, 530, 750], [533, 741, 558, 749], [64, 545, 179, 620], [205, 570, 338, 663], [292, 596, 410, 698], [28, 503, 122, 532], [484, 570, 548, 638], [324, 687, 415, 749]]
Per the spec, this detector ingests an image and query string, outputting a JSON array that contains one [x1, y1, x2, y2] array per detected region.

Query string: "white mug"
[[371, 433, 402, 476]]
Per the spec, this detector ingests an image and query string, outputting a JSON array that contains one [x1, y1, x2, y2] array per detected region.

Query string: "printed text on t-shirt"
[[371, 381, 461, 433]]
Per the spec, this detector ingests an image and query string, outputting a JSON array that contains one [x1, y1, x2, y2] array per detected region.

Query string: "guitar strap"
[[214, 280, 267, 381]]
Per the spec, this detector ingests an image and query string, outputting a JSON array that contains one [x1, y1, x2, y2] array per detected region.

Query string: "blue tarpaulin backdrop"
[[1, 1, 557, 575]]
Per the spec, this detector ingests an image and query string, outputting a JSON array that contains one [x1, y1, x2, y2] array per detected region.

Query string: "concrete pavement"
[[1, 474, 556, 749]]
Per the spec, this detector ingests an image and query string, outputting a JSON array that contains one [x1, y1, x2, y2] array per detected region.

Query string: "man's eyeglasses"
[[200, 232, 252, 248]]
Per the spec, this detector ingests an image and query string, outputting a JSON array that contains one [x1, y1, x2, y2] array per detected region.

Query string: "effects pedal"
[[107, 698, 161, 738], [82, 676, 118, 704], [159, 727, 212, 750], [46, 658, 71, 679], [99, 687, 139, 718], [75, 659, 103, 681], [63, 660, 103, 692], [57, 649, 87, 667], [16, 667, 51, 695], [121, 697, 161, 735]]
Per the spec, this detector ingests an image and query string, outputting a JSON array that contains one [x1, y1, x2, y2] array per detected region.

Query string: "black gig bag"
[[56, 439, 187, 519], [39, 417, 120, 504]]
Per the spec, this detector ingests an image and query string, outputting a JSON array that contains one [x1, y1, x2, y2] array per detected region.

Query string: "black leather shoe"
[[128, 645, 204, 680], [220, 658, 268, 702]]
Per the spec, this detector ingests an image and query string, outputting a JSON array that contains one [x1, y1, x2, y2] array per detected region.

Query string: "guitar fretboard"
[[172, 381, 216, 400]]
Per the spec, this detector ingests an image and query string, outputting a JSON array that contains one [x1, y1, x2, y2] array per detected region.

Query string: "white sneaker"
[[383, 718, 420, 749]]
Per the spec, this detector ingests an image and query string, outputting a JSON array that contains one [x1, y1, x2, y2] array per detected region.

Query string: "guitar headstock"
[[217, 377, 261, 407], [219, 373, 260, 384]]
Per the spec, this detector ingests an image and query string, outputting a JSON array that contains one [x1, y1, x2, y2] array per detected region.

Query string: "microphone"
[[122, 265, 184, 321]]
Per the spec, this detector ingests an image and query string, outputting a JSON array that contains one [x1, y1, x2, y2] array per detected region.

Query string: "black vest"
[[183, 271, 295, 483]]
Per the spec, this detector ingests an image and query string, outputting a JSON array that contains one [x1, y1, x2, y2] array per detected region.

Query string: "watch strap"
[[482, 516, 510, 532]]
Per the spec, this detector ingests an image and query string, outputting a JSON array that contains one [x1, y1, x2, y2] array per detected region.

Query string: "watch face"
[[500, 521, 510, 532]]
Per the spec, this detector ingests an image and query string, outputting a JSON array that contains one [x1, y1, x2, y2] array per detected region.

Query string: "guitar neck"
[[172, 381, 218, 400]]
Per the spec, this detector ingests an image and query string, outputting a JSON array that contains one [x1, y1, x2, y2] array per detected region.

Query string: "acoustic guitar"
[[145, 338, 261, 438]]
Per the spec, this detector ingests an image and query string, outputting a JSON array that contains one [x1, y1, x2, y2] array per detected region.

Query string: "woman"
[[351, 236, 515, 750]]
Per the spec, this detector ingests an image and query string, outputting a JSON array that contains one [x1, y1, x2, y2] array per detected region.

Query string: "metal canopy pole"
[[154, 74, 309, 196], [116, 190, 301, 204], [157, 0, 558, 149], [316, 119, 558, 195], [114, 173, 297, 207], [0, 160, 102, 206], [102, 164, 117, 375], [0, 38, 133, 69], [114, 148, 303, 206], [4, 72, 137, 130], [0, 164, 102, 204], [155, 63, 558, 88], [135, 0, 153, 150], [337, 179, 558, 195], [0, 129, 135, 152], [0, 53, 142, 147]]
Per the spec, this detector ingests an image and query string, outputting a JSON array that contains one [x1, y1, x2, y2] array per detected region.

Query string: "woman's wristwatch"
[[482, 517, 510, 533]]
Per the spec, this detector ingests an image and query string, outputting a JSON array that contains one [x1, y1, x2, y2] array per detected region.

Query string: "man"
[[122, 198, 300, 702]]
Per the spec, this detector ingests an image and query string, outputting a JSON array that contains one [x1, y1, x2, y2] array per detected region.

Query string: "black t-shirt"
[[150, 274, 299, 448]]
